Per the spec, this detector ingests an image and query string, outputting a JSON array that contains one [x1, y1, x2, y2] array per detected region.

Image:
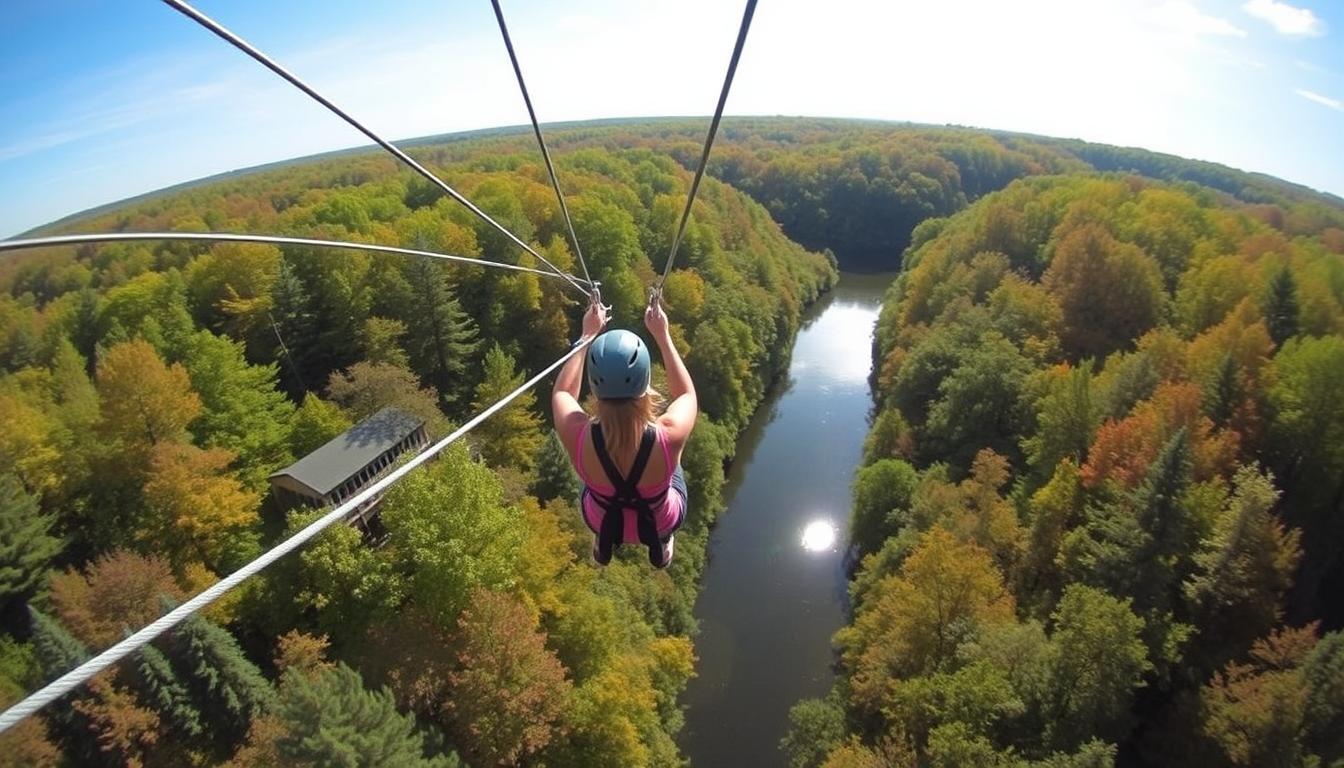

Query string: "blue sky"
[[1, 0, 1341, 238]]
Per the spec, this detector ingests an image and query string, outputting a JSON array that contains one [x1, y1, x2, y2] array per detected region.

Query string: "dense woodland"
[[786, 173, 1344, 766], [0, 125, 834, 765], [3, 117, 1344, 766]]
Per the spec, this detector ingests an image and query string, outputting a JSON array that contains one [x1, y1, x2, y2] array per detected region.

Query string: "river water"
[[680, 272, 895, 766]]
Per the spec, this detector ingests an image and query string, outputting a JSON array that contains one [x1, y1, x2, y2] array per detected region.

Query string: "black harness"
[[587, 423, 669, 567]]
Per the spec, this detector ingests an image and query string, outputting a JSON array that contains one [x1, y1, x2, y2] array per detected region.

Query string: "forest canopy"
[[3, 116, 1343, 766], [794, 169, 1344, 768], [0, 120, 835, 765]]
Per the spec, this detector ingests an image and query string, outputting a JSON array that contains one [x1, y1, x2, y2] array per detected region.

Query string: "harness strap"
[[590, 424, 667, 567]]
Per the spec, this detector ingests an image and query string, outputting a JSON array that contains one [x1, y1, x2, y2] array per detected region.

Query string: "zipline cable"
[[160, 0, 590, 296], [490, 0, 593, 291], [0, 336, 597, 734], [657, 0, 757, 293], [0, 232, 576, 285]]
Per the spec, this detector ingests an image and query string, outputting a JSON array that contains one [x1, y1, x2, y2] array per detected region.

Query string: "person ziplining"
[[0, 0, 756, 734], [552, 298, 698, 568]]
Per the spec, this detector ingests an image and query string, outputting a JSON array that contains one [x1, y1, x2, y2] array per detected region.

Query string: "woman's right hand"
[[645, 297, 669, 339], [582, 301, 609, 338]]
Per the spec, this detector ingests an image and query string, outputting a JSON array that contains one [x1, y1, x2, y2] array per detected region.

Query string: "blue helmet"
[[587, 329, 651, 400]]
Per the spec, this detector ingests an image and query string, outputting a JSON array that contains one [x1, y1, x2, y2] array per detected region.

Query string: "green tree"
[[0, 475, 61, 612], [687, 315, 759, 431], [183, 330, 295, 490], [288, 393, 353, 458], [28, 608, 101, 765], [130, 643, 204, 742], [1023, 363, 1098, 483], [923, 331, 1032, 467], [1264, 265, 1300, 347], [1061, 430, 1195, 622], [1267, 335, 1344, 499], [277, 508, 403, 650], [850, 459, 919, 556], [379, 444, 525, 625], [1301, 631, 1344, 762], [167, 613, 275, 750], [269, 258, 320, 395], [531, 430, 580, 503], [1186, 466, 1302, 670], [185, 242, 281, 342], [326, 361, 447, 435], [1202, 352, 1241, 430], [401, 258, 479, 407], [862, 408, 913, 465], [360, 316, 410, 368], [273, 663, 459, 767], [782, 697, 847, 768], [1043, 585, 1151, 750], [469, 344, 543, 470]]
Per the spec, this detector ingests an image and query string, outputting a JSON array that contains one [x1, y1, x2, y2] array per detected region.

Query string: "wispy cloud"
[[1242, 0, 1326, 36], [1150, 0, 1248, 37], [1295, 88, 1343, 110]]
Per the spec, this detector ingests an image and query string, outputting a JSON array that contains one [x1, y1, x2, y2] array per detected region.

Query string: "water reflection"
[[801, 519, 838, 552], [682, 273, 897, 766], [789, 302, 881, 384]]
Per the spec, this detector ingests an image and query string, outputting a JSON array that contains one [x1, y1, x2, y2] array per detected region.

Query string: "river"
[[680, 271, 895, 766]]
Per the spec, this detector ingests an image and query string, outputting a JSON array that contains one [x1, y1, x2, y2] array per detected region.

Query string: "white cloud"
[[1295, 88, 1343, 110], [1150, 0, 1248, 37], [1242, 0, 1326, 36]]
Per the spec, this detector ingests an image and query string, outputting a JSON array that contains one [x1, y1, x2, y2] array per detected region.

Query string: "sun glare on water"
[[801, 519, 837, 552]]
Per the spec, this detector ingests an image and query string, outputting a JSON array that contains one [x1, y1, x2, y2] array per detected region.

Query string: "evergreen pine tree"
[[1265, 265, 1300, 346], [3, 326, 38, 373], [402, 258, 479, 407], [1132, 428, 1195, 614], [269, 258, 320, 395], [70, 288, 101, 375], [1203, 352, 1241, 429], [469, 344, 543, 470], [28, 608, 101, 766], [275, 663, 460, 767], [531, 430, 580, 503], [167, 613, 275, 749], [0, 476, 62, 611], [131, 643, 204, 740]]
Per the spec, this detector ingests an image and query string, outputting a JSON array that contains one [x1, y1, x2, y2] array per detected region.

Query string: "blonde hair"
[[592, 388, 665, 472]]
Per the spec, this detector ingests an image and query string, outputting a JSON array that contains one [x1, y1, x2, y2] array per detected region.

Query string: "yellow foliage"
[[836, 528, 1014, 715]]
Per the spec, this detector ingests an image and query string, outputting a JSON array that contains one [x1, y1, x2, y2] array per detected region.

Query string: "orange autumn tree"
[[1082, 380, 1238, 489], [142, 442, 261, 575], [445, 588, 571, 766]]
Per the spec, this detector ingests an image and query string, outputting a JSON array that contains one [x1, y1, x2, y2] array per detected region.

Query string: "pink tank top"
[[575, 423, 684, 542]]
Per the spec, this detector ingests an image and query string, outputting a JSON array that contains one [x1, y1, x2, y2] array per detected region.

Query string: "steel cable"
[[490, 0, 593, 290], [160, 0, 591, 296], [657, 0, 758, 292], [0, 232, 573, 283], [0, 336, 595, 734]]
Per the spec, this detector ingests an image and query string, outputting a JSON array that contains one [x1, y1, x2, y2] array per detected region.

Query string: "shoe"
[[658, 536, 675, 568], [592, 537, 610, 566]]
